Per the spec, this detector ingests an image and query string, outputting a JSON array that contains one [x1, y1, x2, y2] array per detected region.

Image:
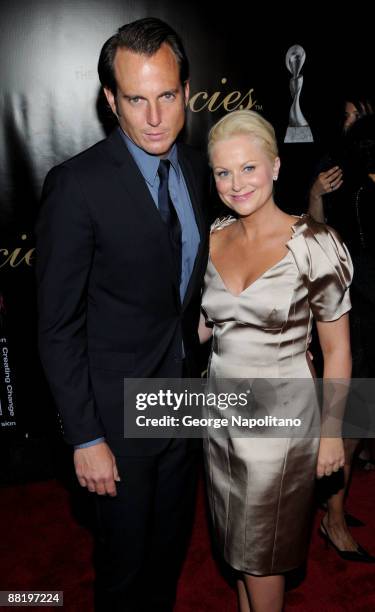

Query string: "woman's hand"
[[316, 437, 345, 478], [308, 166, 343, 222], [315, 316, 351, 479], [198, 311, 213, 344], [310, 166, 343, 199]]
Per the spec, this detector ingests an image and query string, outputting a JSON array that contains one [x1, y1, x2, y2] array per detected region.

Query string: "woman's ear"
[[272, 157, 281, 180]]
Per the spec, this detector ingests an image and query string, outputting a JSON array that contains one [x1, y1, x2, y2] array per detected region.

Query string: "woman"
[[308, 92, 374, 223], [199, 110, 352, 612], [309, 102, 375, 559]]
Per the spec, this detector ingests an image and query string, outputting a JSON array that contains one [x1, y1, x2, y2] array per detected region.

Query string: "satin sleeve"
[[306, 225, 353, 321]]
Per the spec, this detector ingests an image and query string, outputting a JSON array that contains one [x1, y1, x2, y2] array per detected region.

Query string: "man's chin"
[[140, 137, 174, 157]]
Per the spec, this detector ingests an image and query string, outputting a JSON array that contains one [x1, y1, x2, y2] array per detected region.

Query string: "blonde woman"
[[199, 110, 352, 612]]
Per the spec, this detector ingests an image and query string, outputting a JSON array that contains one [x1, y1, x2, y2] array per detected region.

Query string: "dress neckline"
[[209, 214, 305, 298], [208, 251, 293, 298]]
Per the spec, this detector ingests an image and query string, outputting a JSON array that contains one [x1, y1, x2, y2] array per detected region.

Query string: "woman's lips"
[[230, 191, 254, 202]]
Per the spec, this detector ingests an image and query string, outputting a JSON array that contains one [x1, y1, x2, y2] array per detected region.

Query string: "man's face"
[[104, 44, 189, 157]]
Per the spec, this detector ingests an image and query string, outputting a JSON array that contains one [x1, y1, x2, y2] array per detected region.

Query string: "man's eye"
[[129, 97, 141, 104], [164, 93, 176, 100]]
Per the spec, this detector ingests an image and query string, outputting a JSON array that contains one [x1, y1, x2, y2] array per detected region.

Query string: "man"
[[36, 17, 208, 611]]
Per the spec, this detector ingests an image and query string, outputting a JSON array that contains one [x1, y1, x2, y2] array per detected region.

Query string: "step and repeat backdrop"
[[0, 1, 372, 447]]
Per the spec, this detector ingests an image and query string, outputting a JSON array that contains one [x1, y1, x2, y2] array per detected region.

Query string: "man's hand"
[[316, 437, 345, 479], [74, 442, 120, 496]]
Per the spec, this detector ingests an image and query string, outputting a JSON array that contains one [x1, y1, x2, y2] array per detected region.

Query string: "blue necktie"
[[158, 159, 182, 283]]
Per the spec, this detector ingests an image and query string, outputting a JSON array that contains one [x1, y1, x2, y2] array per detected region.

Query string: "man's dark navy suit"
[[36, 128, 209, 610]]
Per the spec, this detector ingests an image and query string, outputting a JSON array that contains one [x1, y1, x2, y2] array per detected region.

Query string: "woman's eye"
[[216, 170, 229, 178], [243, 165, 255, 172]]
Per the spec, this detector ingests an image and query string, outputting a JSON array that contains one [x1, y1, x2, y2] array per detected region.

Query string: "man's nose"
[[147, 101, 162, 126]]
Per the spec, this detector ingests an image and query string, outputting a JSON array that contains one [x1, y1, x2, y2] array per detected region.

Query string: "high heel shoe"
[[319, 521, 375, 563], [344, 512, 365, 527]]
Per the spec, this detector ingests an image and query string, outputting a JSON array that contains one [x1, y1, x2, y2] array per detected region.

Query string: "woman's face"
[[210, 134, 280, 217], [343, 101, 361, 132]]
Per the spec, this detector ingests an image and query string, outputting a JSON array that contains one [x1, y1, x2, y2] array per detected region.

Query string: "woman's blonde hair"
[[208, 110, 278, 164]]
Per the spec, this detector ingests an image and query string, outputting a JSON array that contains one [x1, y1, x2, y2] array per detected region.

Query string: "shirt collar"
[[119, 127, 180, 186]]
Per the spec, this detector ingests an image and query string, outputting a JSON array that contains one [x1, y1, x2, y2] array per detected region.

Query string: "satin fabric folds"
[[201, 214, 353, 575]]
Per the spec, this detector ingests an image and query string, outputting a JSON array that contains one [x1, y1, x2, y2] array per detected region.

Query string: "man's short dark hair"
[[98, 17, 190, 95]]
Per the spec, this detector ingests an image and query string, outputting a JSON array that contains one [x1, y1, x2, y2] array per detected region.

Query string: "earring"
[[273, 175, 278, 181]]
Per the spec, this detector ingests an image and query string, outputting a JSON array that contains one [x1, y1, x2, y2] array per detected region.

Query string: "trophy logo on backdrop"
[[284, 45, 313, 143]]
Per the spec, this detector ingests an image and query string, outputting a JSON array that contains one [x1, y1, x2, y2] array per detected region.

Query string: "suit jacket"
[[36, 128, 209, 455]]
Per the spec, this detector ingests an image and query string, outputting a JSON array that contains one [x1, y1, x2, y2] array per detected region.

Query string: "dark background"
[[0, 0, 373, 481]]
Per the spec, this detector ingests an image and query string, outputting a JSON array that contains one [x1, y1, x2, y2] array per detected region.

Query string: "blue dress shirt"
[[122, 129, 200, 301]]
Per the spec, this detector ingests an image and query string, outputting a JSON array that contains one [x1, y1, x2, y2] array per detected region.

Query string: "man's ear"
[[183, 80, 190, 107], [103, 87, 118, 117]]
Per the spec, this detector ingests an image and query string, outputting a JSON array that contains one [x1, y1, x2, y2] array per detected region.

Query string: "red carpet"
[[1, 466, 374, 611]]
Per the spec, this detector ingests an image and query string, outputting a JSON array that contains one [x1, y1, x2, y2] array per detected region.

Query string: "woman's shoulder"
[[290, 217, 352, 321], [289, 214, 352, 286], [291, 213, 343, 245]]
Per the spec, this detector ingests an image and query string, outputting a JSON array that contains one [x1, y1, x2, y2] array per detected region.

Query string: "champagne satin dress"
[[202, 214, 353, 575]]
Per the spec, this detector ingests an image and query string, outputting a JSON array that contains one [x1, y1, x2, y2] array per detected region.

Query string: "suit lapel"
[[178, 145, 208, 310], [104, 130, 180, 296], [178, 147, 205, 241]]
